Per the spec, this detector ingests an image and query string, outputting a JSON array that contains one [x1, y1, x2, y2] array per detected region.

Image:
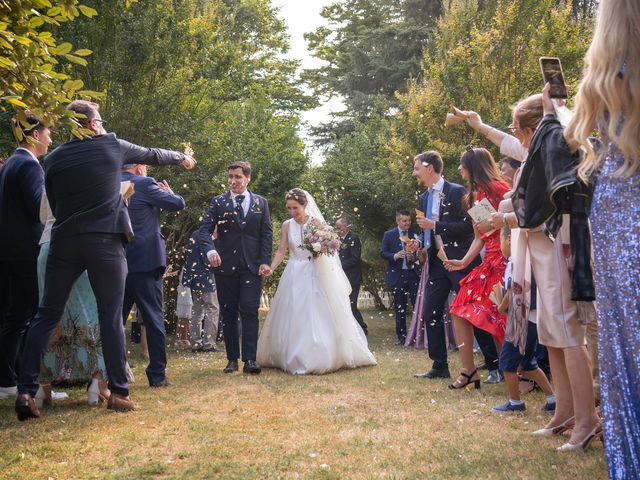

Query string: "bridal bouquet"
[[299, 220, 342, 258]]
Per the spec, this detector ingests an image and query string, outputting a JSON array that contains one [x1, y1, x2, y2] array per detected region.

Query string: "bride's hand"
[[259, 264, 272, 276]]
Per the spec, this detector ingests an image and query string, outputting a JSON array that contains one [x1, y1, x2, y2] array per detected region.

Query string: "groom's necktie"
[[235, 194, 245, 220], [423, 189, 434, 250]]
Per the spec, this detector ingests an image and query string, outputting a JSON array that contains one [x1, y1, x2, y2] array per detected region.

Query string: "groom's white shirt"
[[207, 189, 251, 259]]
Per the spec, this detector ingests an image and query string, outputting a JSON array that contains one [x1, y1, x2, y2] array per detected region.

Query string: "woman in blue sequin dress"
[[566, 1, 640, 476]]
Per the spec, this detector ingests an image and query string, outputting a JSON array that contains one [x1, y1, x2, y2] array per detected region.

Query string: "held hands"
[[259, 264, 272, 277], [416, 216, 435, 231], [443, 259, 466, 272]]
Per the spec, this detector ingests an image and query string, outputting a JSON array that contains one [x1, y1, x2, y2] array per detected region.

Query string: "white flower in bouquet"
[[299, 219, 341, 258]]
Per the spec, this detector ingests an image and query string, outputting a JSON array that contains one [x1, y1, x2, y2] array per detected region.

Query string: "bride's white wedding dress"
[[257, 218, 377, 374]]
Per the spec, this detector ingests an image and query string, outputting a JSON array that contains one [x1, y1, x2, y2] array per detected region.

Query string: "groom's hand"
[[259, 264, 272, 276], [207, 251, 221, 267]]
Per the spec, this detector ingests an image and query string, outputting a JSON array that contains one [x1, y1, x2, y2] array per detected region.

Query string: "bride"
[[257, 188, 377, 374]]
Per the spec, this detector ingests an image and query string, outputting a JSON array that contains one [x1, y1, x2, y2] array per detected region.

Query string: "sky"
[[270, 0, 344, 163]]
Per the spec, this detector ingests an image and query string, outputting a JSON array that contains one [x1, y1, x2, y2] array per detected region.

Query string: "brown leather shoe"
[[107, 393, 137, 412], [15, 394, 41, 421]]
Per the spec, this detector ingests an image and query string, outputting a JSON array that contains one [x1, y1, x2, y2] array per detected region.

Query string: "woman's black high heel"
[[448, 368, 481, 390]]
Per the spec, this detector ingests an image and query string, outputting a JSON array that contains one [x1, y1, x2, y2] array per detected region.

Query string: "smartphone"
[[539, 57, 568, 99]]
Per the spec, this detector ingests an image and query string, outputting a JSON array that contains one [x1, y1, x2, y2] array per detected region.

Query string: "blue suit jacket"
[[198, 191, 272, 276], [0, 148, 44, 262], [122, 172, 185, 273], [380, 227, 421, 288], [419, 179, 475, 262]]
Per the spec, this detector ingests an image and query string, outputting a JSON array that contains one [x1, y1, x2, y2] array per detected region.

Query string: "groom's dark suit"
[[199, 191, 272, 363]]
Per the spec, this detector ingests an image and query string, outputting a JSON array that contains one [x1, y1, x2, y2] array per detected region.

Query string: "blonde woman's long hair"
[[565, 0, 640, 180]]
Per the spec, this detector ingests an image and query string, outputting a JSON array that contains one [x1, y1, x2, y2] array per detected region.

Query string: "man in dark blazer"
[[0, 113, 51, 400], [199, 161, 272, 375], [380, 210, 421, 345], [410, 151, 498, 380], [121, 164, 185, 387], [336, 217, 368, 335], [14, 100, 196, 420]]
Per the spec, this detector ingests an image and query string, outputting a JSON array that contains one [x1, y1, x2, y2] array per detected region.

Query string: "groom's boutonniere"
[[252, 196, 262, 213]]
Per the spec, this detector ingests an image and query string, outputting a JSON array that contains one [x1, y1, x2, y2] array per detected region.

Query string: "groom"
[[199, 161, 272, 374]]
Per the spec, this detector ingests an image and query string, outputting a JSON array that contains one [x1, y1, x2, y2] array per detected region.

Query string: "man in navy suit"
[[0, 113, 51, 400], [199, 161, 272, 374], [336, 217, 368, 335], [121, 164, 185, 387], [14, 100, 196, 420], [410, 151, 498, 379], [381, 210, 421, 345]]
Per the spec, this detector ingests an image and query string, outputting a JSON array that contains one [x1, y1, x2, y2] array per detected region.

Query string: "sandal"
[[448, 368, 480, 390]]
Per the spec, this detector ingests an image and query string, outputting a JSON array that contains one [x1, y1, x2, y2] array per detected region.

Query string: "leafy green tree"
[[0, 0, 116, 148], [304, 0, 442, 143]]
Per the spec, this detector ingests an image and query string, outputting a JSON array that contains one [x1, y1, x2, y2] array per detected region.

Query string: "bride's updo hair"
[[285, 188, 307, 206]]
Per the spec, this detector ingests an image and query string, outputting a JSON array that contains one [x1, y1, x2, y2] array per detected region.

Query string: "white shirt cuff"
[[206, 249, 217, 259]]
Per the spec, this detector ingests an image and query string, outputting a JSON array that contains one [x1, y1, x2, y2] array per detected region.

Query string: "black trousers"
[[122, 269, 167, 385], [349, 282, 368, 334], [392, 269, 420, 342], [0, 259, 39, 387], [422, 257, 499, 371], [215, 267, 262, 362], [18, 233, 130, 397]]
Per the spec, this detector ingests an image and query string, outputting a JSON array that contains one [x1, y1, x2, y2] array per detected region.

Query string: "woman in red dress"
[[444, 146, 511, 389]]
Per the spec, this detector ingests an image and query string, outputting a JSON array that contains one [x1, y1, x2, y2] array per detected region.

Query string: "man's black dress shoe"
[[414, 367, 451, 379], [15, 394, 40, 421], [223, 360, 239, 373], [150, 378, 173, 388], [243, 360, 261, 374]]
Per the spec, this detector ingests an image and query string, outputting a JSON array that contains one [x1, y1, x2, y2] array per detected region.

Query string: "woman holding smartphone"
[[462, 93, 598, 453]]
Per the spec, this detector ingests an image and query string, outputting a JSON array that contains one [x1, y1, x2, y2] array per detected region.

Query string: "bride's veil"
[[300, 189, 326, 225], [298, 190, 366, 341]]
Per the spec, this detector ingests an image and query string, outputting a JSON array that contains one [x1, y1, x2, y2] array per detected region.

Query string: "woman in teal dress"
[[37, 194, 110, 405]]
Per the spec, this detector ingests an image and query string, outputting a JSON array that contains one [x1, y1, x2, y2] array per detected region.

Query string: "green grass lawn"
[[0, 310, 608, 479]]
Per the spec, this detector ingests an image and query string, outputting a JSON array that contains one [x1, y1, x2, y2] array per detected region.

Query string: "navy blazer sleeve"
[[142, 178, 185, 212], [434, 186, 473, 238], [380, 231, 398, 261], [199, 197, 219, 254], [18, 159, 44, 223], [118, 138, 185, 167], [259, 197, 273, 266]]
